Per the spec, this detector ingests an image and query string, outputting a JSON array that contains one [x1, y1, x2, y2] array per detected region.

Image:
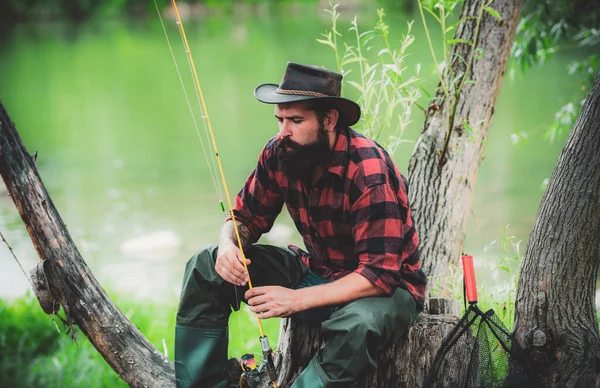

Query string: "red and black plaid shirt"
[[231, 127, 427, 306]]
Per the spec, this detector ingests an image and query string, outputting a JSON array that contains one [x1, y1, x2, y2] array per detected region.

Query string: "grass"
[[0, 292, 277, 388]]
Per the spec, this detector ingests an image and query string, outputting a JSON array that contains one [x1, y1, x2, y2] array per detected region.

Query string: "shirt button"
[[309, 216, 313, 221]]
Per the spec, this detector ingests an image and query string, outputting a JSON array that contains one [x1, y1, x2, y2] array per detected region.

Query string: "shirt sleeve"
[[351, 180, 407, 295], [226, 140, 284, 242]]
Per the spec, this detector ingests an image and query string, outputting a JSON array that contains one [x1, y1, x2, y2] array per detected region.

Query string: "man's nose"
[[279, 121, 292, 138]]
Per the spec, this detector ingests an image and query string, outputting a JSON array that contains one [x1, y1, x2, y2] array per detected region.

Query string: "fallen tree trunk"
[[0, 100, 175, 387]]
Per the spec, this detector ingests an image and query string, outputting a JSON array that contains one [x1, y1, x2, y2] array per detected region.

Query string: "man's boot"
[[291, 359, 326, 388], [175, 324, 229, 388]]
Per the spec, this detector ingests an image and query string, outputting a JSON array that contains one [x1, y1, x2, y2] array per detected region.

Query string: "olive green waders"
[[175, 245, 419, 388]]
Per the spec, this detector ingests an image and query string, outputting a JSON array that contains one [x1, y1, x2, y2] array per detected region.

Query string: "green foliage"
[[0, 294, 127, 387], [317, 3, 422, 155], [427, 226, 523, 331], [416, 0, 501, 163], [0, 295, 61, 387], [475, 226, 523, 330], [427, 262, 462, 300], [0, 293, 174, 388], [512, 0, 600, 71], [511, 0, 600, 143], [0, 292, 274, 388]]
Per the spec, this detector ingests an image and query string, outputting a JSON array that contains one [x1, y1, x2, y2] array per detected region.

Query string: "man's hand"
[[216, 244, 251, 286], [245, 286, 300, 319]]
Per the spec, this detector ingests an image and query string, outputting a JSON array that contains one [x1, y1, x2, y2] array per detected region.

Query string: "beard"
[[276, 126, 331, 183]]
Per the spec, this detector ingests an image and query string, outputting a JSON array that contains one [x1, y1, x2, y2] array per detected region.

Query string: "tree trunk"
[[511, 72, 600, 386], [0, 101, 175, 388], [407, 0, 524, 284]]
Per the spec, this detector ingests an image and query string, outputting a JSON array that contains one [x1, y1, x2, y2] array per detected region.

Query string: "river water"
[[0, 5, 583, 303]]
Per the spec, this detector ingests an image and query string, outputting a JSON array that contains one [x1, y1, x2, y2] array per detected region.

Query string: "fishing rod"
[[155, 1, 278, 387]]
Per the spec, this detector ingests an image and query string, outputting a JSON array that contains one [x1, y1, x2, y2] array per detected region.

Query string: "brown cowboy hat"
[[254, 62, 361, 126]]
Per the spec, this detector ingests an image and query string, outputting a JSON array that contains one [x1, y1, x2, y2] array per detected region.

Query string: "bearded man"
[[175, 62, 427, 388]]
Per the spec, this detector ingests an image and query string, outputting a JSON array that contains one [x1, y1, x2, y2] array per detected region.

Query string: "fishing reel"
[[226, 337, 278, 388], [226, 353, 276, 388]]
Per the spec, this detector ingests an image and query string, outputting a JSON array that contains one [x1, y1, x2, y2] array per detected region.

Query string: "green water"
[[0, 6, 583, 317]]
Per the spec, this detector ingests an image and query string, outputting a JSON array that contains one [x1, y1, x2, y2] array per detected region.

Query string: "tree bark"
[[511, 72, 600, 386], [407, 0, 524, 284], [0, 101, 175, 388]]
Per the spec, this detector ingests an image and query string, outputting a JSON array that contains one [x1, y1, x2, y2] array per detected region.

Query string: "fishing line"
[[0, 228, 61, 333], [155, 2, 278, 385], [172, 14, 226, 207], [158, 0, 266, 335], [0, 229, 34, 290], [153, 0, 247, 357], [153, 0, 225, 207]]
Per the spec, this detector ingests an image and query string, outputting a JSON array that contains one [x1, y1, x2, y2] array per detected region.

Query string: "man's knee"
[[177, 245, 231, 325]]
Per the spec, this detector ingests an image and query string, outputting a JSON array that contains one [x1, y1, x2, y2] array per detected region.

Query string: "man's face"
[[274, 103, 322, 146], [274, 102, 331, 182]]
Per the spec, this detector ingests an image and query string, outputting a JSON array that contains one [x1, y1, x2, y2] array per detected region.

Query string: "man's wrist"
[[218, 241, 236, 252], [295, 287, 316, 312]]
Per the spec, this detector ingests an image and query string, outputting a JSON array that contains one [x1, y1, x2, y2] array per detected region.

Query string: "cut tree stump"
[[268, 297, 460, 388]]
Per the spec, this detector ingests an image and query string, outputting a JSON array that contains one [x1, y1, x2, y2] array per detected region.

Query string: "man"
[[175, 62, 427, 388]]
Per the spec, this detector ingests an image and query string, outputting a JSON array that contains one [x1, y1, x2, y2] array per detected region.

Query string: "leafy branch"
[[317, 3, 423, 156], [417, 0, 501, 167]]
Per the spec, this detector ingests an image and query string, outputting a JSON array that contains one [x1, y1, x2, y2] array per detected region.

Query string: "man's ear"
[[324, 109, 339, 131]]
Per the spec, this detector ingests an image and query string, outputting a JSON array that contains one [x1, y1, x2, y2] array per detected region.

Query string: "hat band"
[[276, 88, 329, 97]]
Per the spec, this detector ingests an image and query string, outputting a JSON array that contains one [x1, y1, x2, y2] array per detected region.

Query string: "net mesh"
[[423, 304, 538, 388]]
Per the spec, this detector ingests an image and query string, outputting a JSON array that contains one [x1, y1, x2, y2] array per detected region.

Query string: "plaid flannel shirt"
[[230, 127, 427, 306]]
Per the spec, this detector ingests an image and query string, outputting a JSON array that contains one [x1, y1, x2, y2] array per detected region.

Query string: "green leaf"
[[347, 80, 365, 94], [365, 62, 380, 75], [462, 120, 474, 135], [447, 38, 472, 45], [484, 6, 501, 20], [377, 48, 389, 57], [316, 38, 336, 50], [419, 86, 432, 98], [474, 47, 484, 60], [340, 56, 365, 67]]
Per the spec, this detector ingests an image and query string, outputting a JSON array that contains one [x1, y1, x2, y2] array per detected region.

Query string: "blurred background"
[[0, 0, 595, 386]]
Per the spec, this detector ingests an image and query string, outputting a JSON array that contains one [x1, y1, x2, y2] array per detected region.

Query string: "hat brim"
[[254, 83, 361, 127]]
